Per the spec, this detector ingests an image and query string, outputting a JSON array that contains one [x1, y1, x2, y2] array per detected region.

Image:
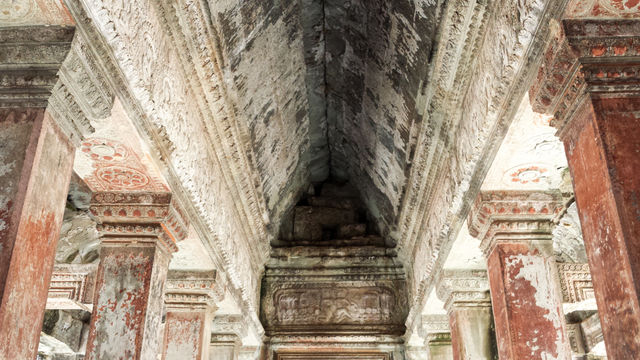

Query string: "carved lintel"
[[164, 270, 218, 310], [435, 270, 491, 313], [557, 263, 594, 303], [467, 191, 565, 255], [530, 18, 640, 139], [211, 314, 248, 340], [90, 191, 189, 253]]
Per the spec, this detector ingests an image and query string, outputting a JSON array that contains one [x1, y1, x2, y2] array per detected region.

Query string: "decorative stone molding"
[[426, 332, 452, 345], [419, 314, 451, 340], [467, 190, 565, 254], [566, 323, 587, 355], [211, 314, 249, 340], [530, 18, 640, 139], [46, 264, 98, 307], [557, 263, 594, 303], [164, 270, 219, 310], [435, 270, 491, 313], [581, 313, 604, 352], [0, 26, 73, 108], [89, 191, 189, 253]]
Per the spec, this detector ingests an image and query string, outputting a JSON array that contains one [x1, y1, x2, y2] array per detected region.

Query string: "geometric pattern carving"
[[557, 263, 594, 303], [47, 264, 98, 305]]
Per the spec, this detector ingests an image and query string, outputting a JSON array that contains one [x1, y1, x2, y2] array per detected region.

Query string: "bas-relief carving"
[[262, 281, 408, 336], [566, 0, 640, 18], [274, 287, 395, 325]]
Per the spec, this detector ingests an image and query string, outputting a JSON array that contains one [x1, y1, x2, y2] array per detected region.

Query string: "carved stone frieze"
[[565, 323, 587, 355], [557, 263, 594, 303], [435, 270, 490, 312], [581, 313, 604, 352], [261, 281, 407, 336]]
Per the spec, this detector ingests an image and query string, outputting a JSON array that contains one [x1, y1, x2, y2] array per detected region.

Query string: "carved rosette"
[[468, 190, 566, 255], [164, 270, 219, 311], [435, 270, 491, 313], [530, 18, 640, 139], [90, 191, 188, 253]]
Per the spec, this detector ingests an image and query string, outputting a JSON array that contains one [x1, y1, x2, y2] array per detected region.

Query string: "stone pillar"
[[468, 191, 571, 359], [530, 17, 640, 359], [162, 270, 219, 360], [427, 333, 454, 360], [436, 270, 494, 360], [421, 315, 453, 360], [210, 314, 247, 360], [85, 192, 188, 359], [0, 26, 78, 359]]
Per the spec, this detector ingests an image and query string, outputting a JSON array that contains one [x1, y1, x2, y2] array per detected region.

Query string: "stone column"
[[468, 191, 571, 359], [436, 270, 494, 360], [162, 270, 219, 360], [210, 314, 247, 360], [0, 26, 78, 359], [85, 192, 187, 360], [530, 17, 640, 359], [421, 315, 453, 360], [427, 333, 454, 360]]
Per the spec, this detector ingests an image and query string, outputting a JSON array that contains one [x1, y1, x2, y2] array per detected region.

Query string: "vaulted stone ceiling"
[[208, 0, 440, 238]]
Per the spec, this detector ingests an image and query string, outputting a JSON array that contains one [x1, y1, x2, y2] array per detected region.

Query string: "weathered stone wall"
[[320, 0, 439, 236], [209, 0, 312, 224]]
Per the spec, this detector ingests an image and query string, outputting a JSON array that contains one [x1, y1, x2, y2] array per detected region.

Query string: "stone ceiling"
[[208, 0, 440, 238]]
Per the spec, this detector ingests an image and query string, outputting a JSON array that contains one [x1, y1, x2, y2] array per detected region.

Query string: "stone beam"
[[531, 10, 640, 358], [468, 190, 571, 359]]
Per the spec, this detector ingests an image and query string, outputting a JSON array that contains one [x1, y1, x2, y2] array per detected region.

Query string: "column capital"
[[530, 18, 640, 140], [419, 314, 450, 339], [435, 270, 490, 313], [46, 264, 98, 311], [89, 191, 189, 254], [0, 26, 114, 145], [164, 270, 220, 310], [468, 190, 565, 255], [211, 314, 249, 341]]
